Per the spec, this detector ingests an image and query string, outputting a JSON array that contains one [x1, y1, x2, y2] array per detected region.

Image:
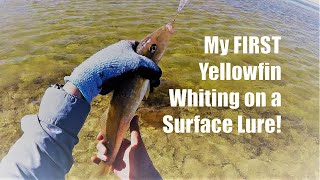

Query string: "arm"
[[0, 84, 90, 179], [0, 41, 161, 179]]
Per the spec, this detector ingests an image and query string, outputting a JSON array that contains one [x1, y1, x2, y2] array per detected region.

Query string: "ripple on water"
[[0, 0, 319, 179]]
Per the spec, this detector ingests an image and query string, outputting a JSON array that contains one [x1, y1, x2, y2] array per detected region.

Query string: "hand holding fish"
[[64, 40, 162, 102], [91, 116, 162, 180]]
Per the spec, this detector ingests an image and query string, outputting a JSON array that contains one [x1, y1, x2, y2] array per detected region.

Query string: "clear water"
[[0, 0, 318, 179]]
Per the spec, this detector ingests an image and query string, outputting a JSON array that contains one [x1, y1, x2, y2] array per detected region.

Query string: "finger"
[[150, 79, 161, 93], [130, 115, 141, 146], [136, 57, 162, 81], [97, 151, 108, 162], [134, 41, 140, 49], [113, 139, 131, 170], [127, 40, 139, 48], [97, 132, 104, 140], [91, 156, 101, 165], [96, 140, 107, 155], [150, 79, 161, 88]]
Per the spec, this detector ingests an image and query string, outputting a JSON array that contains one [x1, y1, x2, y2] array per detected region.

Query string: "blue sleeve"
[[0, 87, 90, 179]]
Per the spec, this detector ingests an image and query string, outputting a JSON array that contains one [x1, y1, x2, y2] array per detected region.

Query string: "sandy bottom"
[[0, 0, 318, 179]]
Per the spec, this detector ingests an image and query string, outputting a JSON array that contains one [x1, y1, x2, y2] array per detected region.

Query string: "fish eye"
[[149, 44, 157, 53]]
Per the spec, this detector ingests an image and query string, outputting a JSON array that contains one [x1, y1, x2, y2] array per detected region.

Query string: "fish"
[[97, 0, 191, 175], [97, 23, 175, 174]]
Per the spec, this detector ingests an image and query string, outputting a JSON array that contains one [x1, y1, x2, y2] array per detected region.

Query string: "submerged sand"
[[0, 0, 319, 179]]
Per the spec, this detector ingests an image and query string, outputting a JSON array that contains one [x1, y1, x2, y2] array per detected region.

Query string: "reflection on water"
[[0, 0, 318, 179]]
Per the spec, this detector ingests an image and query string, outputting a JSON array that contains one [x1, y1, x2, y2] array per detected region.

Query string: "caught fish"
[[97, 23, 174, 174], [97, 0, 190, 175]]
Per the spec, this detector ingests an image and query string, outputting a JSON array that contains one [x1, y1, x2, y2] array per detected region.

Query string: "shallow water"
[[0, 0, 319, 179]]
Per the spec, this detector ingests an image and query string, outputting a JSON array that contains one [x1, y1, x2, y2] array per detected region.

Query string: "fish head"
[[136, 22, 174, 64]]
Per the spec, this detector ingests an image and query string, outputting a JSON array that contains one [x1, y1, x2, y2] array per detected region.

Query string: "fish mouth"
[[166, 23, 174, 34]]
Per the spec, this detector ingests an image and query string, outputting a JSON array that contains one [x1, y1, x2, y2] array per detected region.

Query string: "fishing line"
[[172, 0, 192, 23]]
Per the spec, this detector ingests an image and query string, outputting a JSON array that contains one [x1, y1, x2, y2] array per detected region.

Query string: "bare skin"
[[64, 81, 161, 179], [63, 82, 84, 99], [91, 116, 161, 180]]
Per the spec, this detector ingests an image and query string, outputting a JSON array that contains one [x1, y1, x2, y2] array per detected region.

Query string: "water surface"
[[0, 0, 318, 179]]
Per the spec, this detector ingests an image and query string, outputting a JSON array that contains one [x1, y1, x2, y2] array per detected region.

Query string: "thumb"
[[130, 115, 141, 146], [136, 56, 162, 81]]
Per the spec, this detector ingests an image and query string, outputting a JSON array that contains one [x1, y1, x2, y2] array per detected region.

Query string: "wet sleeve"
[[0, 87, 90, 179]]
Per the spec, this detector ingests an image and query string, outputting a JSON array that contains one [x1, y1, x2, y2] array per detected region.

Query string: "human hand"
[[91, 116, 161, 180], [64, 40, 162, 102]]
